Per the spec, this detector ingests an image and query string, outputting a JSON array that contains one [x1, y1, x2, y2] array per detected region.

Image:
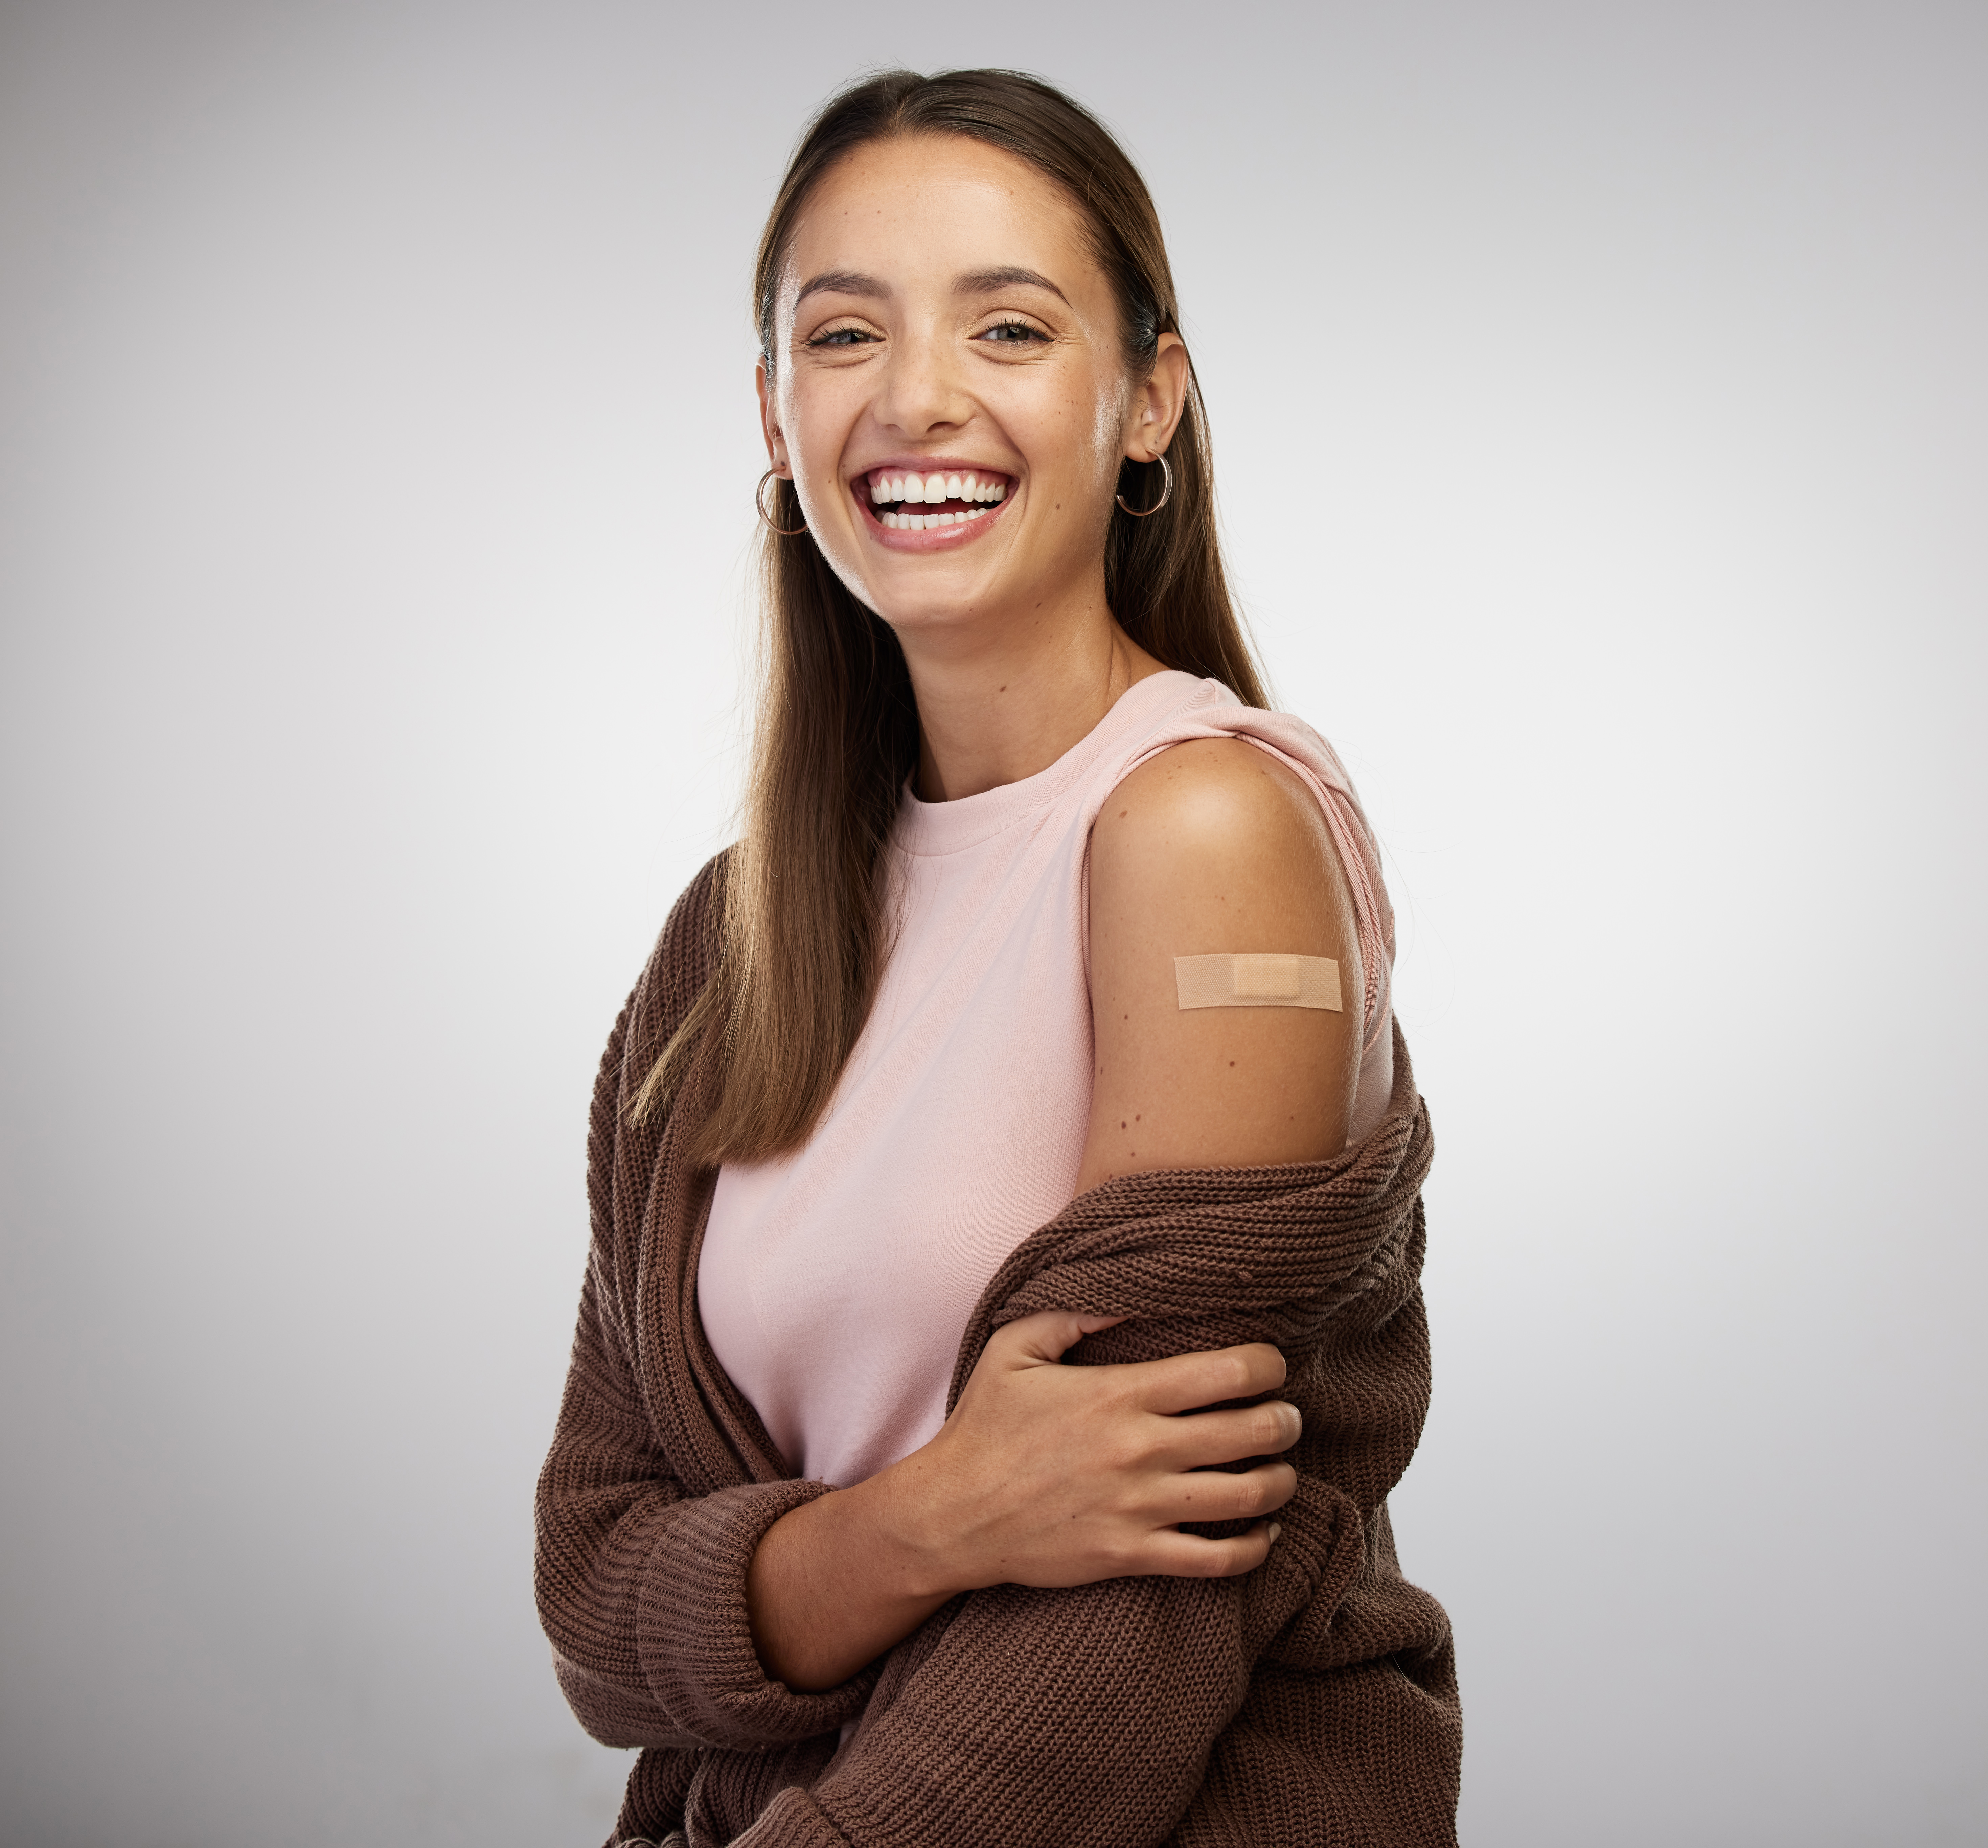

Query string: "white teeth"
[[870, 469, 1010, 530]]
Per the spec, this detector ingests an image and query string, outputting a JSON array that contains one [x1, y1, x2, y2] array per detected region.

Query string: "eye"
[[807, 324, 878, 348], [978, 318, 1049, 345]]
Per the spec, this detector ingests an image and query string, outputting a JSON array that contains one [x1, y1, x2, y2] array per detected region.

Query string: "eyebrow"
[[955, 265, 1070, 304], [794, 269, 886, 306], [792, 265, 1071, 308]]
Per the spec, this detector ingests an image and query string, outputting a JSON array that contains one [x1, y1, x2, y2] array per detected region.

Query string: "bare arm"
[[1080, 736, 1363, 1188], [746, 738, 1355, 1692]]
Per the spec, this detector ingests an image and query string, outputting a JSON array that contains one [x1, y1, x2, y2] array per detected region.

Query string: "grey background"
[[2, 2, 1982, 1843]]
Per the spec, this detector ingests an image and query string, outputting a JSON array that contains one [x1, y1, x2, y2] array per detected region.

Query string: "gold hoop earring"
[[1115, 452, 1173, 518], [756, 469, 807, 537]]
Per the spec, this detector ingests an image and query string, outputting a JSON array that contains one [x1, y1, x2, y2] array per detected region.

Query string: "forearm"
[[539, 1276, 879, 1748], [789, 1571, 1274, 1848], [746, 1453, 957, 1692]]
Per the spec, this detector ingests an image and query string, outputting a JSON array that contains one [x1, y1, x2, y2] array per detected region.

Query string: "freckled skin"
[[756, 134, 1190, 806], [1075, 737, 1363, 1191]]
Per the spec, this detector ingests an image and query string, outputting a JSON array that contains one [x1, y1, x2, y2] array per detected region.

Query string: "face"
[[760, 134, 1183, 646]]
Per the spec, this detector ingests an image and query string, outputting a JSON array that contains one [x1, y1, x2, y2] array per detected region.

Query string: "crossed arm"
[[744, 737, 1365, 1692]]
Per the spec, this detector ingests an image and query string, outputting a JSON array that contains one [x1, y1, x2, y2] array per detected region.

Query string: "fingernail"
[[1266, 1522, 1282, 1543]]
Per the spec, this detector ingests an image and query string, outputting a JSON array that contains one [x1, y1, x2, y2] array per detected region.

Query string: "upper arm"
[[1077, 738, 1363, 1192]]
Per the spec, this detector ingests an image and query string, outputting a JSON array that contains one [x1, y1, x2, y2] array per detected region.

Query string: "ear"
[[1123, 332, 1190, 463], [756, 361, 790, 474]]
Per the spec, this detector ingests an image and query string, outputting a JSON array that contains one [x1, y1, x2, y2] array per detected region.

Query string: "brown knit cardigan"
[[535, 855, 1461, 1848]]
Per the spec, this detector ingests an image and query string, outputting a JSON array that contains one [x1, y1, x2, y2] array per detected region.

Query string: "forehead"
[[781, 133, 1101, 308]]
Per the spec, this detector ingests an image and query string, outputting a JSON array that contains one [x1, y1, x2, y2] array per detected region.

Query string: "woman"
[[537, 68, 1460, 1848]]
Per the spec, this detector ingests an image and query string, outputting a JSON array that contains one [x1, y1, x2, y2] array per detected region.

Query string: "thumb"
[[999, 1308, 1128, 1366]]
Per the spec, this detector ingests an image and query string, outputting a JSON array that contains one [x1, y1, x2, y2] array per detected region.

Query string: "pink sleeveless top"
[[698, 672, 1396, 1488]]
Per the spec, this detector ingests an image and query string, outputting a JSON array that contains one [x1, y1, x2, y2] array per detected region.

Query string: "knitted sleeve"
[[533, 863, 877, 1756], [1157, 1582, 1463, 1845], [733, 1505, 1362, 1848]]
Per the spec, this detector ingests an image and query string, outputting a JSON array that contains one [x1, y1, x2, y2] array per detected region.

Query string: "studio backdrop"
[[1, 3, 1982, 1845]]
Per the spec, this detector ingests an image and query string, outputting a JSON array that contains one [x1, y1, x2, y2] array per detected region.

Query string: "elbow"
[[551, 1650, 701, 1752]]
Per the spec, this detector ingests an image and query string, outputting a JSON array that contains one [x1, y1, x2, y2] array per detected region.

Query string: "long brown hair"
[[637, 68, 1267, 1161]]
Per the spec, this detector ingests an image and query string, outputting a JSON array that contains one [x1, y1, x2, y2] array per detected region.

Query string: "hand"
[[893, 1308, 1301, 1594], [746, 1309, 1299, 1690]]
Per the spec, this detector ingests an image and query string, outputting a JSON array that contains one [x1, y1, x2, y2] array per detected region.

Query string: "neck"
[[899, 570, 1164, 802]]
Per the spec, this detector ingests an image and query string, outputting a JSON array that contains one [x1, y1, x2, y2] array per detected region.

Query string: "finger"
[[1139, 1520, 1281, 1581], [1132, 1341, 1288, 1415], [992, 1308, 1128, 1366], [1154, 1460, 1298, 1528], [1152, 1401, 1302, 1470]]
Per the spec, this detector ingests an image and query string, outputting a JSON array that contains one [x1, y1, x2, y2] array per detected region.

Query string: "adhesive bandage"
[[1174, 953, 1343, 1012]]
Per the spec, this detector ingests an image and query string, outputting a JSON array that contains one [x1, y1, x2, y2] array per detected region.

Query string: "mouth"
[[854, 466, 1013, 545]]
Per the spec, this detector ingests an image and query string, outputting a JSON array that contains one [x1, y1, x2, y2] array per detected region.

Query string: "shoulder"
[[1090, 737, 1349, 916], [627, 848, 732, 1059], [655, 849, 732, 983]]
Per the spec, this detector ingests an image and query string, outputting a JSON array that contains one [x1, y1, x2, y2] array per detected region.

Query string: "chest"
[[696, 818, 1100, 1486]]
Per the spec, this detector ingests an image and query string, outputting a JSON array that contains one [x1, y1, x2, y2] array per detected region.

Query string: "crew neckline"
[[894, 670, 1214, 858]]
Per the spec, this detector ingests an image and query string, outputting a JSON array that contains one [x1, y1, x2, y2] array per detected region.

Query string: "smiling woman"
[[535, 69, 1459, 1848]]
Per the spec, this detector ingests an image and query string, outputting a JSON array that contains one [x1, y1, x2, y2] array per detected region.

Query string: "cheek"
[[1008, 382, 1126, 494], [780, 372, 847, 465], [1057, 371, 1128, 469], [1091, 387, 1128, 466], [1055, 357, 1130, 461]]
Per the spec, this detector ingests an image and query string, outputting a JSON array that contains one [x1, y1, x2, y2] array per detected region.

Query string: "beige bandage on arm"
[[1173, 953, 1343, 1012]]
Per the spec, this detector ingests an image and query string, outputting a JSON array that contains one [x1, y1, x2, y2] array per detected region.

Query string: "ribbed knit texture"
[[535, 854, 1461, 1847]]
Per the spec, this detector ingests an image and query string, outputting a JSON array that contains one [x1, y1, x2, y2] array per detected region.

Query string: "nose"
[[873, 318, 970, 439]]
